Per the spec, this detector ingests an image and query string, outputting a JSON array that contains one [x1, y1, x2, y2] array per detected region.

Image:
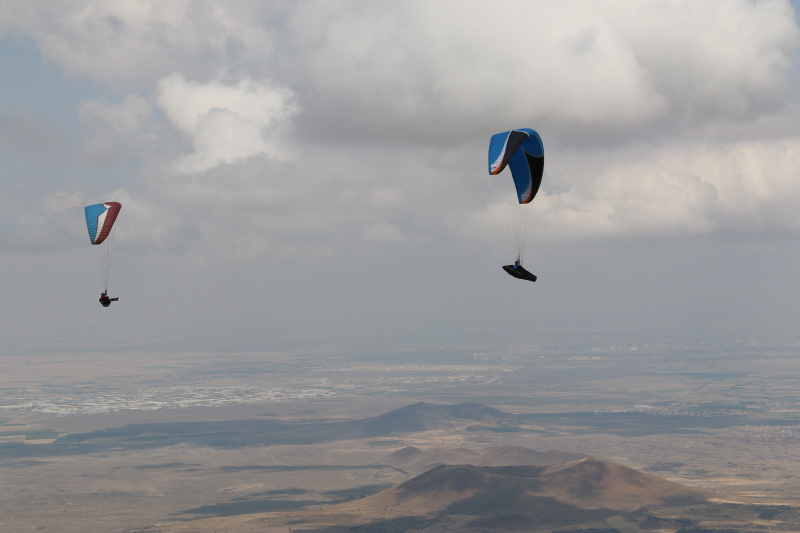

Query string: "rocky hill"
[[347, 456, 708, 519]]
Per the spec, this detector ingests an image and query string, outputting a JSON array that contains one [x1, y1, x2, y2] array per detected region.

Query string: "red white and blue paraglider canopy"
[[84, 202, 122, 292]]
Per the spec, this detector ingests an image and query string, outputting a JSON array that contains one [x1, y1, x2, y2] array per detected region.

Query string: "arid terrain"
[[3, 330, 800, 531]]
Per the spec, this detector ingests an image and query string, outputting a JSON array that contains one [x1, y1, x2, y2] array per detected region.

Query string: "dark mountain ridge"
[[379, 444, 586, 473], [355, 401, 513, 433]]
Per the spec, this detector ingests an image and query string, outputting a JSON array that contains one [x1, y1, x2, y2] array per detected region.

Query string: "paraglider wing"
[[507, 133, 543, 204], [84, 201, 121, 292], [489, 129, 531, 176], [488, 129, 544, 204], [85, 202, 121, 245]]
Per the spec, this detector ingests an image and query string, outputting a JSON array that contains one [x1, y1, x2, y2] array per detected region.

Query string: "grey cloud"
[[98, 188, 202, 254], [75, 93, 169, 164], [0, 211, 79, 255], [3, 0, 800, 265], [5, 1, 800, 150], [0, 1, 288, 90], [282, 1, 800, 148], [4, 1, 800, 336], [0, 105, 65, 161]]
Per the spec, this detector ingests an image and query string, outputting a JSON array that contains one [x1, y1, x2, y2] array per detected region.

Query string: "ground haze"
[[2, 330, 800, 531]]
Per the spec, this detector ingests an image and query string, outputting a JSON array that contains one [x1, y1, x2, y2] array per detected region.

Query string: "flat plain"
[[2, 327, 800, 531]]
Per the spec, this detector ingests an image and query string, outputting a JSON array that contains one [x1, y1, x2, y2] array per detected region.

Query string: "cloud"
[[42, 186, 86, 216], [3, 0, 800, 267], [0, 1, 284, 89], [361, 222, 407, 243], [514, 137, 800, 240], [4, 1, 800, 334], [287, 2, 662, 145], [82, 93, 151, 134], [0, 105, 65, 161], [78, 93, 156, 162], [603, 0, 799, 119], [287, 0, 800, 146], [155, 73, 297, 172], [102, 188, 202, 253], [8, 1, 798, 145], [0, 211, 79, 255]]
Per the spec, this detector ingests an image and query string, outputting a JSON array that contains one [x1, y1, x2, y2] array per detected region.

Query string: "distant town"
[[0, 385, 337, 416]]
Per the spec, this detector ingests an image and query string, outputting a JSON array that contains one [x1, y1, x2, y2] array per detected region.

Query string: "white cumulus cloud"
[[155, 73, 297, 172]]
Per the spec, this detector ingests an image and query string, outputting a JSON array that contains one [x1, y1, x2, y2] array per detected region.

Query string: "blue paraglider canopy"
[[488, 128, 544, 204]]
